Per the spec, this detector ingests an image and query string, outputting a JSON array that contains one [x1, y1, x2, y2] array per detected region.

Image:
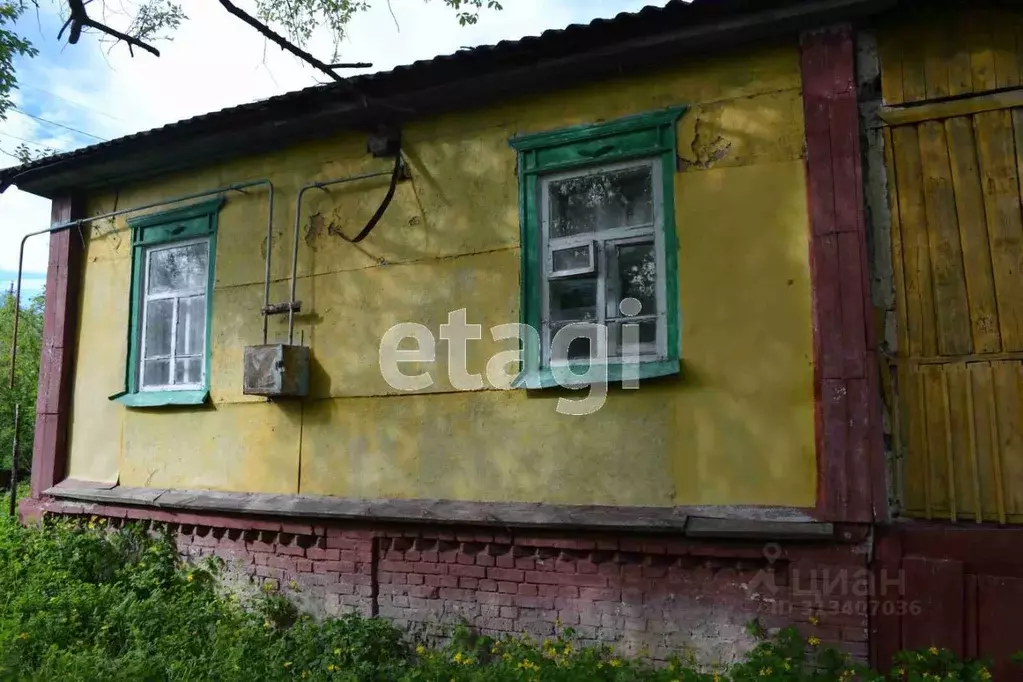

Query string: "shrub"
[[0, 516, 1007, 681]]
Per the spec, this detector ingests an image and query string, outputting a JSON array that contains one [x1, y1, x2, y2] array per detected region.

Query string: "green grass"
[[0, 516, 1001, 681]]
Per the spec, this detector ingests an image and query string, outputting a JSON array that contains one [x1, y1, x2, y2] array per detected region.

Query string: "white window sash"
[[138, 236, 209, 392], [539, 157, 668, 366]]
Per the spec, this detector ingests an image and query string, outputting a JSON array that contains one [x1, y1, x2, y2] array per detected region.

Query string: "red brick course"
[[37, 501, 871, 663]]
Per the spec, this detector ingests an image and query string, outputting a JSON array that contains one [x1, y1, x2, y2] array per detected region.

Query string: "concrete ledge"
[[43, 481, 837, 540]]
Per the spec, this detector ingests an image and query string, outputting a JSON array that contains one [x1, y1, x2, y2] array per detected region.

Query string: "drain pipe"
[[5, 179, 275, 508], [283, 163, 403, 345]]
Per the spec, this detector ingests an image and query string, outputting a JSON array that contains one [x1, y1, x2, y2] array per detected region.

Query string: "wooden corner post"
[[28, 196, 83, 501], [800, 25, 884, 523]]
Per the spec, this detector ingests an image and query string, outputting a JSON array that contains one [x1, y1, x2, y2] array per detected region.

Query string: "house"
[[3, 0, 1023, 673]]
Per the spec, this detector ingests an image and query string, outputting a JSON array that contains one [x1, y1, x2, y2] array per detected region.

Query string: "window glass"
[[140, 239, 209, 390], [148, 242, 208, 294], [549, 165, 653, 237], [542, 160, 664, 365]]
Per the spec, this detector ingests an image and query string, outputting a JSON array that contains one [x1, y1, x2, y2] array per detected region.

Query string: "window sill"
[[110, 390, 210, 408], [512, 359, 679, 389]]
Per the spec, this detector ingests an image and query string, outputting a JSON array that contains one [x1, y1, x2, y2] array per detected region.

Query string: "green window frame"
[[509, 106, 686, 389], [112, 197, 223, 407]]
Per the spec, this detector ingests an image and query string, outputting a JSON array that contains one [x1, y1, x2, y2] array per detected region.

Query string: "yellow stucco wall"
[[66, 42, 816, 508]]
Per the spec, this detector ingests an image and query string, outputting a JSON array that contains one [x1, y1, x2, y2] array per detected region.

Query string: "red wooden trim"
[[871, 527, 903, 671], [891, 523, 1023, 566], [800, 25, 881, 523], [27, 197, 82, 500]]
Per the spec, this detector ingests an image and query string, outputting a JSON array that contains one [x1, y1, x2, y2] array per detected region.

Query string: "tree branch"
[[62, 0, 161, 57], [216, 0, 365, 103]]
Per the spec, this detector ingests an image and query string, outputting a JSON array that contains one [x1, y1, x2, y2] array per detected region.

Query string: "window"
[[114, 197, 223, 407], [139, 239, 209, 390], [510, 107, 685, 388]]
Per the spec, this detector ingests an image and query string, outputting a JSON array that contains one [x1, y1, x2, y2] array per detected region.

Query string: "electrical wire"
[[10, 108, 108, 142], [0, 131, 67, 152], [16, 85, 125, 123]]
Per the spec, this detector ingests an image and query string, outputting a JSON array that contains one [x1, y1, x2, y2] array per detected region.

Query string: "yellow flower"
[[809, 615, 820, 625], [187, 574, 194, 582], [928, 646, 940, 655], [327, 665, 336, 672], [759, 667, 773, 676], [979, 667, 992, 680], [808, 636, 821, 646], [16, 633, 28, 640], [416, 644, 426, 655], [453, 652, 464, 664], [713, 675, 721, 682], [502, 653, 512, 661], [333, 649, 341, 655], [462, 657, 474, 666], [610, 658, 622, 668]]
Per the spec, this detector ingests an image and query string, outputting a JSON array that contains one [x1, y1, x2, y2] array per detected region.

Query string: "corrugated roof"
[[1, 0, 890, 196]]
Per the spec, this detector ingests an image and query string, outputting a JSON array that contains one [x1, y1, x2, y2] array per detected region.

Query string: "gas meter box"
[[243, 344, 310, 398]]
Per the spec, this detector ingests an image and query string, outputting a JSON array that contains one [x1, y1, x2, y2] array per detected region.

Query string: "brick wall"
[[38, 502, 871, 666]]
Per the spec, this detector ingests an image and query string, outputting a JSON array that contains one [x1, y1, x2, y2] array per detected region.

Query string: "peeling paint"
[[67, 44, 817, 509]]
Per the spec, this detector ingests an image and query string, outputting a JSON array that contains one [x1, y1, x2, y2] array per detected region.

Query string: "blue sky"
[[0, 0, 670, 299]]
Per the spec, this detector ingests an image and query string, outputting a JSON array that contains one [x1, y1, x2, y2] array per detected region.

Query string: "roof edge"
[[4, 0, 895, 199]]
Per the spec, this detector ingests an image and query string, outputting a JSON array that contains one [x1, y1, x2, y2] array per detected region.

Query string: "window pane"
[[618, 319, 658, 352], [175, 295, 206, 357], [143, 359, 170, 387], [551, 245, 592, 273], [549, 276, 596, 322], [551, 322, 596, 361], [144, 299, 173, 358], [617, 243, 658, 316], [175, 357, 202, 385], [148, 242, 208, 295], [549, 165, 653, 237]]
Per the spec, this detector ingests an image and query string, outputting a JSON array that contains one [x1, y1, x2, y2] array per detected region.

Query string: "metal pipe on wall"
[[286, 168, 396, 345], [4, 179, 275, 508]]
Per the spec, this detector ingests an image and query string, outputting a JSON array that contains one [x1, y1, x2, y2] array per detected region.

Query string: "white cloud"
[[0, 0, 667, 292]]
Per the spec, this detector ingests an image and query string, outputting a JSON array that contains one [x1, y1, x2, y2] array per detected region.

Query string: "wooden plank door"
[[886, 106, 1023, 523]]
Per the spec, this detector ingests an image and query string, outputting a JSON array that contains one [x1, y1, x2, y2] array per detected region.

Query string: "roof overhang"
[[2, 0, 895, 199]]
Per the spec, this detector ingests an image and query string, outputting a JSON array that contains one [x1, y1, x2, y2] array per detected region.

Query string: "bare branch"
[[386, 0, 400, 32], [217, 0, 365, 103], [63, 0, 160, 57], [327, 62, 372, 69]]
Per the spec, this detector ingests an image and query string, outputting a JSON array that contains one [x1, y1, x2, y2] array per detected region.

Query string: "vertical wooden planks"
[[991, 362, 1023, 517], [879, 20, 905, 106], [969, 8, 998, 94], [893, 126, 938, 359], [900, 364, 928, 515], [975, 111, 1023, 352], [885, 128, 910, 356], [923, 17, 951, 101], [992, 18, 1020, 90], [902, 30, 930, 105], [963, 367, 984, 522], [976, 576, 1023, 680], [946, 117, 1001, 354], [970, 363, 1006, 523], [919, 122, 973, 356], [948, 22, 975, 97], [901, 557, 965, 653], [923, 365, 951, 517]]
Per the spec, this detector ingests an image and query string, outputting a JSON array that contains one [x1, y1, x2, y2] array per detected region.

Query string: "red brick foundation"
[[36, 501, 872, 665]]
